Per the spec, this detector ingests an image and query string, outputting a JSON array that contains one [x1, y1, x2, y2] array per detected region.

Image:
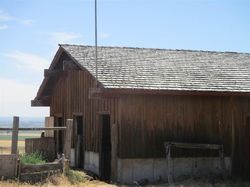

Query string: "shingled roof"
[[60, 44, 250, 93]]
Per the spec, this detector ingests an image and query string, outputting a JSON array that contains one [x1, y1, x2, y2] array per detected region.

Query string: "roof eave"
[[89, 87, 250, 98]]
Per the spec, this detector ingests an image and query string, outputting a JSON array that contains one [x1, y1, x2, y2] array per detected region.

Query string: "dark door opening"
[[55, 117, 64, 154], [245, 116, 250, 177], [74, 116, 84, 168], [99, 114, 111, 181]]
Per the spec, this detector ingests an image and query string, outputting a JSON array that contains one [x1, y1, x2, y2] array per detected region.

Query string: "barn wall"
[[232, 96, 250, 176], [117, 157, 231, 183], [50, 69, 119, 153], [118, 95, 250, 166], [48, 65, 250, 178]]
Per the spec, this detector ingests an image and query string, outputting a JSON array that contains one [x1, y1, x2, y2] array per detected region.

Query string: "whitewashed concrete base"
[[117, 157, 231, 184], [70, 148, 75, 167], [84, 151, 99, 175]]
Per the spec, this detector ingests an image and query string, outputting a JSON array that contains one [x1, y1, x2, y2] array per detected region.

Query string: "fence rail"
[[0, 127, 67, 131], [0, 116, 73, 181], [164, 141, 226, 183], [19, 157, 68, 183]]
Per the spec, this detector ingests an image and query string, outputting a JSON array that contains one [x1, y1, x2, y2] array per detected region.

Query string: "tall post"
[[230, 96, 235, 175], [64, 119, 73, 160], [167, 144, 173, 183], [95, 0, 98, 87], [11, 116, 19, 154]]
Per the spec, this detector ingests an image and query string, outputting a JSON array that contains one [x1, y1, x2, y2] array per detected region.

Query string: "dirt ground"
[[0, 173, 250, 187], [0, 174, 115, 187]]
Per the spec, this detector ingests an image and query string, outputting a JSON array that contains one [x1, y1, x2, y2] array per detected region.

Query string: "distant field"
[[0, 140, 25, 154], [0, 134, 41, 141], [0, 132, 41, 154], [0, 131, 41, 139]]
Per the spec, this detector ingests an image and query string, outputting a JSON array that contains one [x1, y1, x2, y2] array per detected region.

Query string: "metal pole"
[[95, 0, 98, 87]]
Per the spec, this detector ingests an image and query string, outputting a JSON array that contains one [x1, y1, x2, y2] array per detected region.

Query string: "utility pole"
[[95, 0, 98, 87]]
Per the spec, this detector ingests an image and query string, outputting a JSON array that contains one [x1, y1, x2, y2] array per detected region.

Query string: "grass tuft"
[[20, 152, 47, 164], [66, 169, 86, 184]]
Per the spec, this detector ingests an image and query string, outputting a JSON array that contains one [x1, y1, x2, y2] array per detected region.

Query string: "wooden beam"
[[11, 116, 19, 154], [31, 96, 50, 107], [45, 117, 54, 137], [111, 123, 118, 181], [44, 69, 62, 78], [230, 96, 235, 175], [63, 60, 79, 70], [0, 127, 66, 131], [89, 87, 103, 99], [90, 88, 250, 98], [164, 142, 222, 150], [64, 119, 73, 160]]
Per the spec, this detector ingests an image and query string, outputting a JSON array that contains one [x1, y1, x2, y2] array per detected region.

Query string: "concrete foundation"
[[117, 157, 231, 184], [84, 151, 99, 175], [0, 154, 18, 179], [70, 148, 75, 167]]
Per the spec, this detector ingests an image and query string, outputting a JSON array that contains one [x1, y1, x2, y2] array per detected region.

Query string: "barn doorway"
[[99, 114, 111, 181], [245, 116, 250, 177], [55, 117, 64, 154], [74, 115, 84, 168]]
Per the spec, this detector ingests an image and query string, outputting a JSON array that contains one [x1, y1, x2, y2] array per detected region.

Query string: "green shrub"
[[66, 169, 85, 184], [20, 152, 47, 164]]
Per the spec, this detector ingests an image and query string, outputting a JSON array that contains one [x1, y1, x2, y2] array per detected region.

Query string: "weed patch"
[[66, 169, 86, 184], [20, 152, 47, 164]]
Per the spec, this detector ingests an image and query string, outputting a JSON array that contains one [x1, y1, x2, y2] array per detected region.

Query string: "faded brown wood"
[[164, 142, 222, 150], [118, 95, 250, 160], [11, 116, 19, 154], [111, 122, 118, 181], [230, 96, 235, 175], [50, 69, 119, 153], [0, 127, 66, 131], [25, 138, 55, 162], [45, 117, 55, 137], [20, 162, 62, 173], [19, 171, 60, 182], [46, 53, 250, 177], [64, 119, 73, 160], [19, 159, 66, 183], [44, 69, 62, 78], [0, 154, 18, 179]]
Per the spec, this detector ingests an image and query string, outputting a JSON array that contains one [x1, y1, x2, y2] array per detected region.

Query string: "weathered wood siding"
[[118, 95, 250, 172], [48, 54, 249, 176], [25, 138, 56, 162], [232, 96, 250, 176], [50, 69, 119, 152]]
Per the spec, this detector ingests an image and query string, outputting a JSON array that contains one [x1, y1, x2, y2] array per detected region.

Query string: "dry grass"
[[0, 131, 39, 154], [0, 174, 117, 187], [0, 140, 25, 146], [0, 140, 25, 154]]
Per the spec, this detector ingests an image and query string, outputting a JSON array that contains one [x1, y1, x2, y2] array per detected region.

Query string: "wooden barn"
[[32, 44, 250, 183]]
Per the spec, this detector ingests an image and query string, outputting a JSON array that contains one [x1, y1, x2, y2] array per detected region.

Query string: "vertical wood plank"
[[111, 122, 118, 181], [11, 116, 19, 154], [64, 119, 73, 160], [45, 117, 54, 137]]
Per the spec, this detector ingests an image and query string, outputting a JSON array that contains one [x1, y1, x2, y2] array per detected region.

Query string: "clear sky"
[[0, 0, 249, 117]]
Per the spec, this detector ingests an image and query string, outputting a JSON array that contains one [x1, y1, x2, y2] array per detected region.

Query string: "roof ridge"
[[59, 44, 250, 55]]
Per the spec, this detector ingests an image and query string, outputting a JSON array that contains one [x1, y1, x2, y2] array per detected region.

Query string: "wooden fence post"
[[11, 116, 19, 154], [63, 119, 73, 160]]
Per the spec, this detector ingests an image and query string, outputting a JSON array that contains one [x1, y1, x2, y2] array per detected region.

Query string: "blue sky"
[[0, 0, 249, 117]]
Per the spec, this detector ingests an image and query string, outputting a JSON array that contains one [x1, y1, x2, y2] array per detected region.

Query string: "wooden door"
[[99, 114, 111, 181], [74, 115, 84, 168], [54, 117, 64, 154], [245, 117, 250, 177]]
